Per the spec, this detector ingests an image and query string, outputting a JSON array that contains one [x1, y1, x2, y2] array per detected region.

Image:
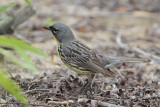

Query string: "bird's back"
[[58, 40, 116, 77]]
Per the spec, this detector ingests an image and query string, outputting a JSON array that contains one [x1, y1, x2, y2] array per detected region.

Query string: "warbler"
[[43, 23, 116, 81]]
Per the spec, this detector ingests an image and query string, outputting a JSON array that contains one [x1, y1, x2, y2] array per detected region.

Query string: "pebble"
[[131, 96, 136, 100], [106, 85, 112, 90], [143, 94, 151, 99]]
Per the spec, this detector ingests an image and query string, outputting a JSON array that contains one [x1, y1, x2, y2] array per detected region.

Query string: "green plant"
[[0, 36, 47, 72], [25, 0, 32, 6], [0, 36, 47, 105], [0, 69, 27, 104], [0, 3, 16, 14], [44, 17, 55, 26], [0, 1, 46, 105]]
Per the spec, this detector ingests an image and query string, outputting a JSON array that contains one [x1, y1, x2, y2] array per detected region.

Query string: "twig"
[[23, 89, 50, 94], [48, 100, 74, 105], [116, 32, 160, 63], [0, 102, 52, 107], [23, 89, 78, 99], [78, 98, 124, 107]]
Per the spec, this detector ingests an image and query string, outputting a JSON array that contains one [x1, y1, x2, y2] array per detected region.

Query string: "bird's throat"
[[52, 34, 60, 46]]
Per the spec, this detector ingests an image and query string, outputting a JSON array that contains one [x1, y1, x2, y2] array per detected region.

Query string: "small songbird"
[[43, 23, 146, 87], [43, 23, 116, 83]]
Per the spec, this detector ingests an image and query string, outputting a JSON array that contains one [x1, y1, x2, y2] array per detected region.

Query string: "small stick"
[[78, 98, 124, 107]]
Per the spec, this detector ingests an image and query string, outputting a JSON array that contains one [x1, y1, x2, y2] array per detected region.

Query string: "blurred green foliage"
[[0, 36, 47, 104], [25, 0, 32, 6], [44, 17, 55, 26], [0, 36, 47, 73], [0, 69, 28, 104], [0, 3, 16, 14], [0, 0, 44, 105]]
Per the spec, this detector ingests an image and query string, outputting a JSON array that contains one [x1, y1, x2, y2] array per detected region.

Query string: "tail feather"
[[118, 58, 148, 63], [96, 54, 148, 67]]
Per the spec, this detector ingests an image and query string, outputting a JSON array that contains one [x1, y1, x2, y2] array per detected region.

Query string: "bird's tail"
[[96, 54, 148, 67], [117, 57, 148, 63]]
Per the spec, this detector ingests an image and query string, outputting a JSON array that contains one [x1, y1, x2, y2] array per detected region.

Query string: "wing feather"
[[60, 40, 116, 77]]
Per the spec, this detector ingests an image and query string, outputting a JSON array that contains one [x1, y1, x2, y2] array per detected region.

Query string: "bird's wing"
[[61, 41, 116, 77]]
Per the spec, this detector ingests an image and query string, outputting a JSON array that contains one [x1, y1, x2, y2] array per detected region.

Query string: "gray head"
[[43, 23, 76, 43]]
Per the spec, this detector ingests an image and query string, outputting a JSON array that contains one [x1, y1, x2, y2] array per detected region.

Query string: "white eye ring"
[[53, 30, 57, 33]]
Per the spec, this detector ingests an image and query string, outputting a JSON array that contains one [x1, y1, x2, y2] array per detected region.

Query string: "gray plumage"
[[96, 54, 147, 68]]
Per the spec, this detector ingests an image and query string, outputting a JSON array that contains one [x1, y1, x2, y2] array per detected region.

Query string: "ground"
[[0, 0, 160, 106]]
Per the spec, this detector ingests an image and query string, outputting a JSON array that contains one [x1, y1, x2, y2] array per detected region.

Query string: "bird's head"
[[43, 23, 75, 43]]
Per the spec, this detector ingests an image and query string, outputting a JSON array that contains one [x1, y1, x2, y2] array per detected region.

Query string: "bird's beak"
[[43, 26, 50, 30]]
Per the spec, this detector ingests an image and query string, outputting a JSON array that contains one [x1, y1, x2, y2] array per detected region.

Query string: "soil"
[[0, 0, 160, 106]]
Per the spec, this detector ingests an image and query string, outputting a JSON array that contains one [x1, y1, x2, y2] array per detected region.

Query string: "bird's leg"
[[78, 74, 95, 93], [86, 74, 95, 88]]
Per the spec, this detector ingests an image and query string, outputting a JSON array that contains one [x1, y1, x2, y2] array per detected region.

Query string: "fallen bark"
[[0, 4, 35, 34], [78, 98, 124, 107]]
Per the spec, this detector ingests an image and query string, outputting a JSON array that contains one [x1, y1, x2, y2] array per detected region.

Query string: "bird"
[[43, 23, 116, 87], [43, 23, 146, 89]]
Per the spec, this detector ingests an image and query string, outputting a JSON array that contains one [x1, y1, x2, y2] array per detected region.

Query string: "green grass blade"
[[0, 3, 16, 14], [0, 48, 37, 73], [0, 69, 28, 104], [15, 48, 37, 73], [0, 36, 48, 73], [0, 36, 47, 57], [25, 0, 32, 6]]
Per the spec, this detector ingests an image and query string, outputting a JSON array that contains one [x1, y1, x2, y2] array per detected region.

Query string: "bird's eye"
[[53, 30, 57, 33], [53, 29, 58, 33]]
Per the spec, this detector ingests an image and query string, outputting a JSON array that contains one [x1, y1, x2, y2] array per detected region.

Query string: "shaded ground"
[[0, 0, 160, 106]]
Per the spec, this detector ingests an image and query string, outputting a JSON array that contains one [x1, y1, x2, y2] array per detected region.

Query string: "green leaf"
[[0, 69, 28, 104], [0, 48, 37, 73], [15, 48, 38, 73], [25, 0, 32, 6], [0, 36, 47, 57], [0, 3, 16, 14], [0, 36, 48, 73]]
